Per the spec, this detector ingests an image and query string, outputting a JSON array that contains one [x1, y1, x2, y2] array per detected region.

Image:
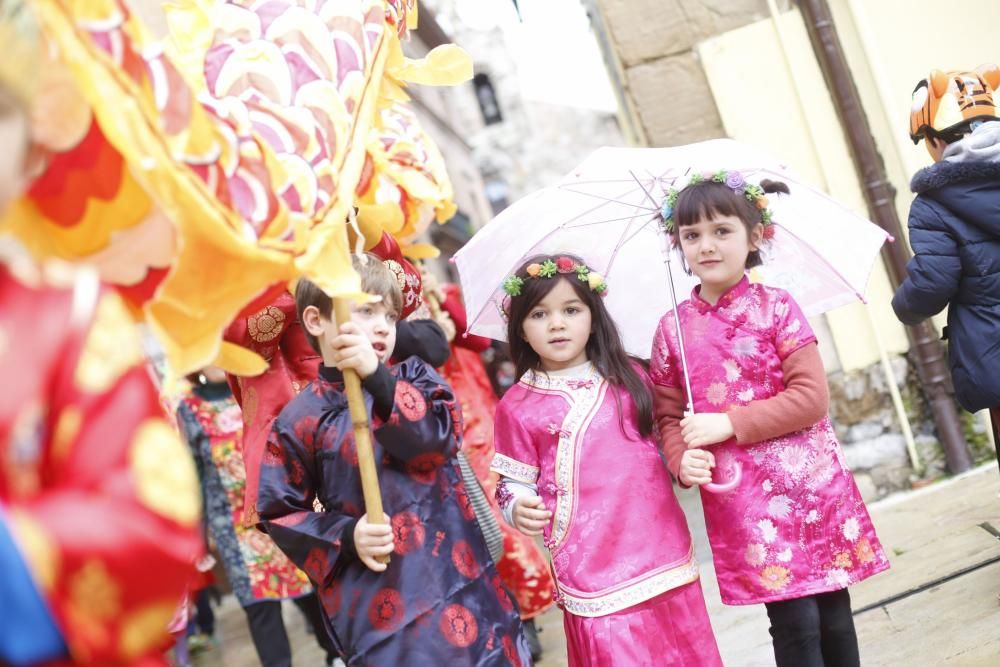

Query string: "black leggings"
[[243, 593, 340, 667], [764, 588, 860, 667]]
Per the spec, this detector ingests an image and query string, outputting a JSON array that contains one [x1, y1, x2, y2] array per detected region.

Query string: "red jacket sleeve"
[[441, 284, 491, 353]]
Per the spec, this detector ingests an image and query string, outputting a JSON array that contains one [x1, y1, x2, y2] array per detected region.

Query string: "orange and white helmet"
[[910, 64, 1000, 143]]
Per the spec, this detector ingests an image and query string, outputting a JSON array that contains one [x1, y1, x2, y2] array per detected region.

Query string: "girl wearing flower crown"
[[491, 254, 722, 666], [650, 172, 889, 666]]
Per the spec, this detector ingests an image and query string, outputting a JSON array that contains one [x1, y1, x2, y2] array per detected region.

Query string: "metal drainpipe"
[[796, 0, 973, 473]]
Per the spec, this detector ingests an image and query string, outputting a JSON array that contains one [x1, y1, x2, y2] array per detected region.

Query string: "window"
[[473, 73, 503, 125]]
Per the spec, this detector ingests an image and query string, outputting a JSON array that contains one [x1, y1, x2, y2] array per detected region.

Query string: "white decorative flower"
[[778, 446, 809, 476], [842, 517, 861, 542], [745, 543, 767, 567], [757, 518, 778, 544], [807, 452, 836, 488], [768, 495, 792, 519], [723, 359, 741, 382], [762, 480, 773, 493], [707, 382, 728, 406], [774, 300, 790, 319], [826, 567, 851, 588], [777, 548, 793, 563], [805, 509, 820, 525], [738, 388, 754, 402], [732, 337, 758, 357]]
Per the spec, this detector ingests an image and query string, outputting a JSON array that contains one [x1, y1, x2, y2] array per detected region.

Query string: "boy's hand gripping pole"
[[333, 297, 390, 566]]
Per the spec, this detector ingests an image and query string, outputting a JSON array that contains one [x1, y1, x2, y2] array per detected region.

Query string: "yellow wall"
[[829, 0, 1000, 336], [831, 0, 1000, 183], [697, 3, 1000, 372], [697, 9, 906, 372]]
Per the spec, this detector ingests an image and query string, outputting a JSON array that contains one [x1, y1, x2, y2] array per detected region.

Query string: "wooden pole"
[[333, 297, 389, 565]]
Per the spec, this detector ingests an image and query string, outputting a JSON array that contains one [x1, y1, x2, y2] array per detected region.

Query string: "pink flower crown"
[[502, 256, 608, 297]]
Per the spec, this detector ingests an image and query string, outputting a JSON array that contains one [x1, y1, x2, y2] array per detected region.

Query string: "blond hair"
[[295, 254, 403, 354]]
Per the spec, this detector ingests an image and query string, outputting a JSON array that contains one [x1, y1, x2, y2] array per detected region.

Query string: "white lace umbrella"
[[454, 139, 890, 490]]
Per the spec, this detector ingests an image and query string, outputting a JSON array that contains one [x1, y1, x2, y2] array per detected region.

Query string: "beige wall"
[[830, 0, 1000, 185], [697, 8, 910, 372], [596, 0, 1000, 372]]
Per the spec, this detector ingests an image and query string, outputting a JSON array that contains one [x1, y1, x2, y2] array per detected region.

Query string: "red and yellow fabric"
[[0, 244, 202, 665], [180, 391, 311, 603], [6, 0, 468, 377], [356, 102, 457, 260], [437, 284, 555, 619]]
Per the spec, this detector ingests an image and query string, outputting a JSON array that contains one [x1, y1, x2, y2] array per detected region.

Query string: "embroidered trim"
[[550, 377, 606, 550], [518, 364, 599, 391], [490, 453, 539, 484], [556, 551, 700, 617]]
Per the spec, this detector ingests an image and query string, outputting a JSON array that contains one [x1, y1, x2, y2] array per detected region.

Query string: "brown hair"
[[295, 253, 403, 354], [505, 254, 654, 438], [672, 179, 790, 269]]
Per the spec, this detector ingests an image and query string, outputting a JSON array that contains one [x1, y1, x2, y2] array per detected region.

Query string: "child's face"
[[679, 213, 761, 295], [0, 87, 30, 214], [349, 300, 398, 362], [520, 278, 592, 372], [304, 298, 398, 367]]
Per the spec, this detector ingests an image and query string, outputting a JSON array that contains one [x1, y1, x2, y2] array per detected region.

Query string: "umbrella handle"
[[685, 404, 741, 494], [703, 461, 742, 494], [333, 298, 390, 566]]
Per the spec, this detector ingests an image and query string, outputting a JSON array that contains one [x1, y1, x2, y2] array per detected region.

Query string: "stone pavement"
[[189, 465, 1000, 666]]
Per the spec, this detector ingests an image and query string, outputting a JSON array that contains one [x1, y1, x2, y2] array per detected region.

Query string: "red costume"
[[0, 252, 202, 665], [438, 283, 555, 620]]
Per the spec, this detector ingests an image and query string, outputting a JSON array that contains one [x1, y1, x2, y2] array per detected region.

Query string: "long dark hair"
[[505, 254, 654, 438], [672, 179, 790, 268]]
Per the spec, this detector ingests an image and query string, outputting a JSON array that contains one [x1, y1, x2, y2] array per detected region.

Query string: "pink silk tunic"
[[651, 277, 889, 605], [491, 365, 700, 618]]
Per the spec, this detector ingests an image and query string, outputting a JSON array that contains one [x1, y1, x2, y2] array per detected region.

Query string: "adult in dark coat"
[[893, 66, 1000, 469]]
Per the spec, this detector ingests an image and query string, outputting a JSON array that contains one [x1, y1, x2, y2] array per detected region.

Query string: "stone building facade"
[[420, 0, 626, 213], [584, 0, 770, 146]]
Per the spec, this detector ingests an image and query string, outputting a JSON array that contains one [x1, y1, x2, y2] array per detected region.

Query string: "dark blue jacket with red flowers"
[[258, 357, 529, 666], [892, 155, 1000, 412]]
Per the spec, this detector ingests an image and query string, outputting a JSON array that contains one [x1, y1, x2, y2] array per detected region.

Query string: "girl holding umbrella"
[[651, 172, 888, 667]]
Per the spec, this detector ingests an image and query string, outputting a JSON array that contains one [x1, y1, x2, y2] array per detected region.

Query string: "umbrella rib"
[[629, 170, 665, 209], [558, 184, 657, 212], [769, 223, 864, 300], [604, 214, 653, 271], [616, 214, 662, 246], [561, 213, 658, 229]]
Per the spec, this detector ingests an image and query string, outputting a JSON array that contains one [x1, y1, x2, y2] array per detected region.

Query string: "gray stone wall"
[[592, 0, 770, 146], [827, 356, 917, 501], [827, 354, 994, 501]]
